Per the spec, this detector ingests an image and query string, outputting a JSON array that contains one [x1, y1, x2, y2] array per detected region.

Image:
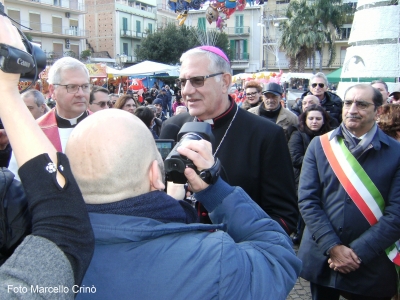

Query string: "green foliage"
[[24, 33, 33, 41], [136, 23, 230, 64], [280, 0, 352, 72], [80, 49, 91, 58]]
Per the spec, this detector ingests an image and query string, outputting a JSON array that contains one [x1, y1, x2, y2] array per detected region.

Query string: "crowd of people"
[[0, 13, 400, 300]]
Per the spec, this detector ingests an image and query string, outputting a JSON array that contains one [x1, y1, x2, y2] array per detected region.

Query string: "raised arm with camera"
[[0, 15, 94, 297]]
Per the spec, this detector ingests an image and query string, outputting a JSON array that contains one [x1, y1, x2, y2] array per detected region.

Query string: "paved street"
[[287, 276, 312, 300], [287, 244, 312, 300], [286, 245, 346, 300]]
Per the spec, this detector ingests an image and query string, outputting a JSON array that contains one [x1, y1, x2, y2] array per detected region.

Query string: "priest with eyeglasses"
[[7, 57, 93, 179]]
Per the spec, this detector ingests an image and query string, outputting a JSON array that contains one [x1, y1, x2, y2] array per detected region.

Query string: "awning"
[[326, 67, 396, 83]]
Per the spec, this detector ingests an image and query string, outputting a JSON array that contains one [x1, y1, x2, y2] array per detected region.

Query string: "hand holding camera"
[[176, 139, 215, 193]]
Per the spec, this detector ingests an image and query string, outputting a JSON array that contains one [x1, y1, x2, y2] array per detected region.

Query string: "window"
[[148, 23, 153, 34], [340, 46, 348, 65], [198, 17, 206, 31], [7, 10, 20, 24], [235, 15, 243, 34], [339, 27, 351, 40], [230, 39, 248, 60], [69, 20, 78, 36], [123, 43, 128, 56], [29, 13, 41, 32], [52, 16, 62, 34], [136, 21, 141, 33], [123, 17, 128, 31]]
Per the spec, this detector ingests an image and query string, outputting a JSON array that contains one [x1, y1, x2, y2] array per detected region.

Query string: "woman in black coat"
[[288, 105, 331, 244]]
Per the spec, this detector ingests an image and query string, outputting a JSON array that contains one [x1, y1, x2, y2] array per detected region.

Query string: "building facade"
[[261, 0, 357, 73], [4, 0, 87, 64], [186, 5, 264, 74], [85, 0, 157, 66]]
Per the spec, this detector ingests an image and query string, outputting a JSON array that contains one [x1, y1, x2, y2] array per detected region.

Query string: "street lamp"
[[115, 53, 128, 69]]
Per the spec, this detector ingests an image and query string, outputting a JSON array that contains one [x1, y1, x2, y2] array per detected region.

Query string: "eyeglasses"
[[92, 101, 111, 108], [343, 100, 375, 110], [246, 92, 259, 97], [55, 83, 93, 94], [311, 83, 325, 89], [179, 72, 224, 88]]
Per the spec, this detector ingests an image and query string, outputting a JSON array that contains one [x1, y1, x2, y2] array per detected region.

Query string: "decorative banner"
[[39, 66, 50, 79], [86, 63, 108, 77]]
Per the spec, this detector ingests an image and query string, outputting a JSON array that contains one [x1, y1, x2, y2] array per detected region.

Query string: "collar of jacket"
[[259, 102, 282, 118], [329, 125, 390, 150], [197, 96, 236, 129], [86, 190, 198, 224]]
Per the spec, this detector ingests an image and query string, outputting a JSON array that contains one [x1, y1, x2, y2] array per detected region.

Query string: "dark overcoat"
[[298, 126, 400, 297]]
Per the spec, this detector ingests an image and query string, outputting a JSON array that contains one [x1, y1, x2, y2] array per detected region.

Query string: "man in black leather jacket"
[[291, 73, 343, 124]]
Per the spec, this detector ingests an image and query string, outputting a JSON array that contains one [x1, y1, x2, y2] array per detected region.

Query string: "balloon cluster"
[[232, 70, 284, 85], [169, 0, 207, 26], [169, 0, 265, 30]]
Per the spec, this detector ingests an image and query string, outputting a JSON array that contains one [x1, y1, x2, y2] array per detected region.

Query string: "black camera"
[[0, 3, 46, 82], [164, 122, 214, 184]]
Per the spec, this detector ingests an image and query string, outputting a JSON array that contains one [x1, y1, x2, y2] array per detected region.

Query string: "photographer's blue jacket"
[[78, 178, 301, 300]]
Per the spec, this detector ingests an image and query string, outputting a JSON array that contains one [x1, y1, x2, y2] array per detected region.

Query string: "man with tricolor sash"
[[297, 84, 400, 300]]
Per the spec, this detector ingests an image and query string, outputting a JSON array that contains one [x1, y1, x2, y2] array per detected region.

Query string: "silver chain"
[[194, 105, 239, 157], [213, 105, 239, 157]]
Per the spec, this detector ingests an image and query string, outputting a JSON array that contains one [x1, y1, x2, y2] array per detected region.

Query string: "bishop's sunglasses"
[[178, 72, 224, 88]]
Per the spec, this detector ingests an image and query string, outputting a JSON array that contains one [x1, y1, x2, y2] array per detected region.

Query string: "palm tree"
[[280, 0, 325, 72], [280, 0, 352, 73], [313, 0, 353, 71]]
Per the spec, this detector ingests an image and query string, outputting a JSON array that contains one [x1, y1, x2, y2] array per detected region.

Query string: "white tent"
[[116, 60, 180, 76], [106, 66, 122, 76], [281, 72, 314, 82]]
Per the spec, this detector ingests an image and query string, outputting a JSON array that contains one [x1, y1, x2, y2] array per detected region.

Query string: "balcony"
[[120, 30, 148, 39], [20, 22, 88, 39], [13, 0, 86, 13], [225, 27, 250, 36], [263, 59, 344, 70], [231, 52, 249, 61]]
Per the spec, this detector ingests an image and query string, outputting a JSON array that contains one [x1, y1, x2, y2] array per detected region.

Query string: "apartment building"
[[262, 0, 357, 73], [156, 0, 177, 29], [85, 0, 157, 65], [4, 0, 87, 64], [186, 5, 264, 75]]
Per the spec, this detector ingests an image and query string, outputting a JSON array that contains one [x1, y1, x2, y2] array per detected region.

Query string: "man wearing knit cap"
[[152, 98, 167, 122], [249, 82, 298, 140], [160, 46, 298, 235]]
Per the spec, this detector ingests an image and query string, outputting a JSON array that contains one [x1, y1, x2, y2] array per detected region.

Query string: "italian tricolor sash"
[[320, 131, 400, 266]]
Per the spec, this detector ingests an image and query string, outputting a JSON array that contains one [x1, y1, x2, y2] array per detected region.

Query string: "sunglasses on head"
[[392, 94, 400, 101], [179, 72, 224, 88], [311, 83, 325, 88]]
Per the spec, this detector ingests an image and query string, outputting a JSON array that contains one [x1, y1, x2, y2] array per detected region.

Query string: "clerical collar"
[[55, 110, 89, 128], [196, 97, 236, 129]]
